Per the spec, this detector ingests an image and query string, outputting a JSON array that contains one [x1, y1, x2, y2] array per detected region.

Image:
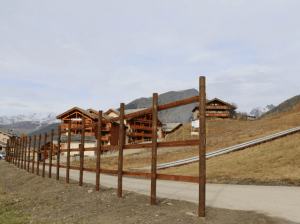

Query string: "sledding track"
[[132, 126, 300, 170]]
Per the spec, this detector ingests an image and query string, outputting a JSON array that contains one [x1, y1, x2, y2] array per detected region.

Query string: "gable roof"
[[192, 98, 237, 112], [105, 109, 120, 116], [88, 109, 113, 120], [56, 107, 98, 120]]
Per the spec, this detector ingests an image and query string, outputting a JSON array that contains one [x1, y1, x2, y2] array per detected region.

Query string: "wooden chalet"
[[56, 107, 122, 146], [192, 98, 237, 119], [105, 108, 163, 144], [39, 141, 59, 161]]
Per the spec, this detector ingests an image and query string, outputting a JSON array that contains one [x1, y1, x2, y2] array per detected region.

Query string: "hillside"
[[121, 88, 199, 124], [258, 94, 300, 119], [89, 106, 300, 186]]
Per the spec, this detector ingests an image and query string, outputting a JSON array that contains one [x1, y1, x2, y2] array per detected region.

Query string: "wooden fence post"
[[5, 139, 9, 163], [14, 139, 18, 166], [151, 93, 158, 205], [49, 129, 54, 178], [198, 76, 206, 218], [66, 122, 71, 184], [37, 134, 41, 175], [11, 138, 14, 164], [32, 135, 36, 174], [21, 138, 25, 169], [42, 133, 47, 178], [27, 136, 31, 172], [56, 125, 61, 180], [118, 103, 125, 198], [96, 111, 102, 191], [18, 139, 21, 168], [79, 117, 85, 186], [24, 137, 27, 171]]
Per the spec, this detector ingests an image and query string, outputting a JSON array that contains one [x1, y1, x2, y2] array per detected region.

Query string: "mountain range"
[[249, 104, 275, 117], [258, 94, 300, 119], [0, 112, 60, 136]]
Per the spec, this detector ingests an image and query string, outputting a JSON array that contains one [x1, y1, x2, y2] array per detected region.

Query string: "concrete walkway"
[[15, 163, 300, 223]]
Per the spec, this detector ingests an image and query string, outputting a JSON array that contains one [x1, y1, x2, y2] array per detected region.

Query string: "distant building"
[[192, 98, 237, 119], [105, 108, 163, 144], [56, 107, 164, 146], [0, 129, 17, 151], [56, 107, 122, 147]]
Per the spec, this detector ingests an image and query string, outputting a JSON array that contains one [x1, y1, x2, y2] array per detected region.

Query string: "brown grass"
[[74, 109, 300, 184]]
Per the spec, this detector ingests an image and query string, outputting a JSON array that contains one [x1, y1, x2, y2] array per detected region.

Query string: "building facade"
[[192, 98, 237, 120], [104, 108, 163, 144]]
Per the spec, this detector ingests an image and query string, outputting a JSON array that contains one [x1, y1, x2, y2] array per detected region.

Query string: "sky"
[[1, 0, 300, 116]]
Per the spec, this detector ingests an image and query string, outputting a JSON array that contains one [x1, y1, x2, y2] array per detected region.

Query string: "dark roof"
[[163, 123, 182, 132], [88, 108, 113, 120], [192, 98, 237, 112], [56, 107, 98, 120]]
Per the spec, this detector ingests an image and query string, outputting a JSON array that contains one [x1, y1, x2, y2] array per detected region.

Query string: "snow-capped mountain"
[[0, 112, 59, 125], [249, 104, 275, 117]]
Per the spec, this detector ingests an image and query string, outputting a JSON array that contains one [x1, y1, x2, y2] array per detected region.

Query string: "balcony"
[[206, 106, 228, 109], [101, 135, 111, 141], [130, 125, 152, 131], [129, 132, 152, 138], [206, 113, 230, 117]]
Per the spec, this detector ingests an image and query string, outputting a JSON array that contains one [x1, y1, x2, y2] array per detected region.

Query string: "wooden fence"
[[5, 76, 207, 218]]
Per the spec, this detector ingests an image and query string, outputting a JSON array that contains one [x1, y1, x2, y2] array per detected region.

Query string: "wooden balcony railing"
[[206, 113, 230, 117], [61, 123, 110, 131], [130, 125, 152, 130], [130, 132, 152, 137], [206, 106, 229, 109]]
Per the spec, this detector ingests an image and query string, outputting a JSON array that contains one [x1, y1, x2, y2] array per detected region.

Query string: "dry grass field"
[[73, 107, 300, 185]]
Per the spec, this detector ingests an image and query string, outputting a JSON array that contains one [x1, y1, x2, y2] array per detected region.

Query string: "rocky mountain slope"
[[249, 104, 275, 117], [258, 94, 300, 119], [121, 89, 199, 124]]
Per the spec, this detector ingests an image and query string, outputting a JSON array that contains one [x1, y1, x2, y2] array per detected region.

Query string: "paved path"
[[14, 163, 300, 223]]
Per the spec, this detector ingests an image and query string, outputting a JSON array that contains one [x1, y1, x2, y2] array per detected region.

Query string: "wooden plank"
[[157, 174, 198, 183], [36, 134, 41, 176], [42, 133, 47, 178], [14, 139, 18, 166], [18, 139, 21, 167], [66, 122, 71, 184], [27, 136, 31, 172], [24, 137, 27, 171], [199, 76, 206, 218], [151, 93, 158, 205], [56, 125, 61, 180], [123, 171, 151, 179], [11, 138, 14, 165], [118, 103, 125, 198], [32, 135, 36, 174], [49, 129, 54, 178], [5, 139, 9, 162], [96, 111, 102, 191], [79, 117, 85, 187], [21, 138, 25, 169]]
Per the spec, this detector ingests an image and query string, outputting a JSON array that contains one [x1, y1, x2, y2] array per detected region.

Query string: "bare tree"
[[227, 102, 238, 119]]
